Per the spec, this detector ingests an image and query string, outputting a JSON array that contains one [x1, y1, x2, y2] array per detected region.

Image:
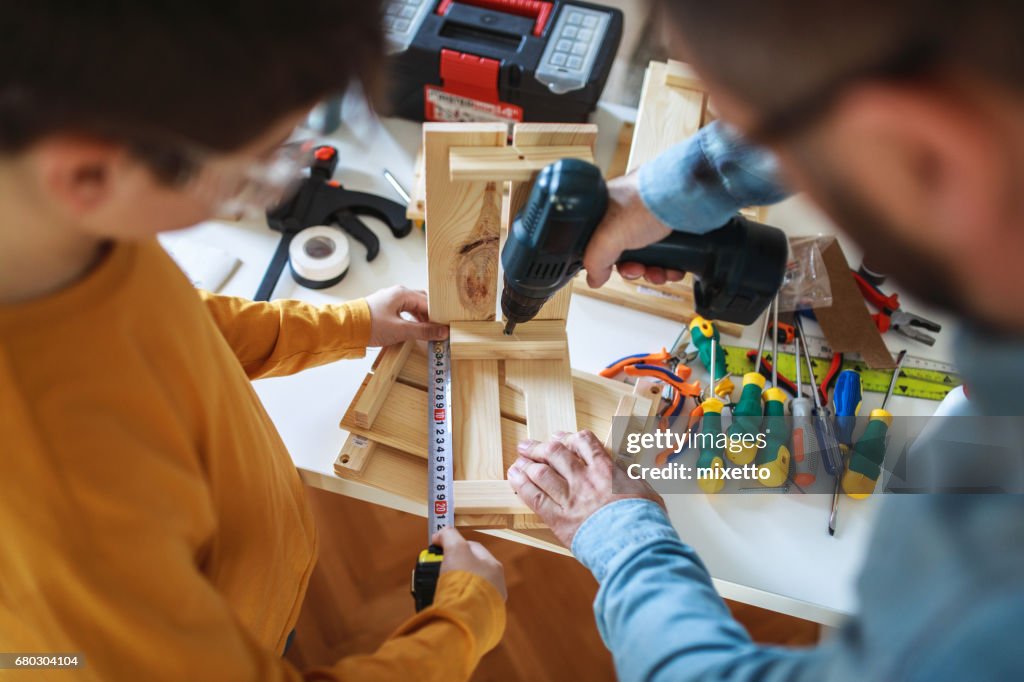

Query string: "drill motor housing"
[[500, 159, 788, 330]]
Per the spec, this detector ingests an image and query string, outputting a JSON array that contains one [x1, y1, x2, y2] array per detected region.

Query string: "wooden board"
[[627, 60, 706, 174], [572, 270, 745, 337], [449, 145, 595, 182], [505, 358, 577, 441], [423, 123, 507, 324], [351, 341, 414, 429], [450, 320, 568, 360], [454, 480, 532, 515]]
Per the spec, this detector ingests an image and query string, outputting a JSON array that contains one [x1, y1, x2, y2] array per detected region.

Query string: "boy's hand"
[[432, 528, 507, 600], [582, 172, 686, 288], [365, 286, 448, 347], [507, 430, 665, 548]]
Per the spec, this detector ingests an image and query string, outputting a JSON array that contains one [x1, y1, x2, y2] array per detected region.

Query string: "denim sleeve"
[[572, 499, 823, 682], [637, 121, 791, 233]]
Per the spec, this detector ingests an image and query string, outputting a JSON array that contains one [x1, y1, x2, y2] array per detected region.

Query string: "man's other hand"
[[366, 285, 448, 346], [582, 172, 685, 288], [432, 528, 508, 600], [507, 430, 666, 548]]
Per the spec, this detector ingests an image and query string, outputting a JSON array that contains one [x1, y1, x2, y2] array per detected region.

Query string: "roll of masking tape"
[[289, 226, 350, 289]]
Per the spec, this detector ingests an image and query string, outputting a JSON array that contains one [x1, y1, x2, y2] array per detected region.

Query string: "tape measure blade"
[[427, 339, 456, 543]]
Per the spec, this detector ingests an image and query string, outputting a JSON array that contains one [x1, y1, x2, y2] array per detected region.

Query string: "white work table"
[[166, 104, 957, 627]]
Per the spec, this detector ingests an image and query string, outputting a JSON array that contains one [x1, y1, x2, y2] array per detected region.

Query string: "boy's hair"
[[0, 1, 383, 161]]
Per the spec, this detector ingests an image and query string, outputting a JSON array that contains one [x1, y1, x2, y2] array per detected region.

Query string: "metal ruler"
[[426, 339, 455, 541], [722, 338, 962, 401]]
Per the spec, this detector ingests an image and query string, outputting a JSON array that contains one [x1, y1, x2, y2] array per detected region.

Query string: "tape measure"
[[722, 339, 962, 401], [412, 339, 456, 612]]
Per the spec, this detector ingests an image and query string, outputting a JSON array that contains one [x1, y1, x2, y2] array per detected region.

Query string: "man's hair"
[[0, 1, 383, 156], [658, 0, 1024, 119]]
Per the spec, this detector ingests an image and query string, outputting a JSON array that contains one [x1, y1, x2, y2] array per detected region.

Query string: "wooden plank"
[[352, 341, 414, 429], [506, 124, 598, 323], [454, 480, 532, 515], [453, 360, 504, 479], [450, 320, 568, 361], [336, 433, 376, 475], [604, 395, 637, 454], [628, 61, 706, 174], [606, 121, 635, 179], [505, 358, 577, 441], [424, 123, 508, 324], [571, 270, 745, 337], [407, 146, 426, 223], [449, 145, 595, 182], [664, 59, 703, 89]]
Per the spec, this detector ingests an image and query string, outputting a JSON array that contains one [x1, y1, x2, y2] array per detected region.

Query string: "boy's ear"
[[32, 136, 129, 217]]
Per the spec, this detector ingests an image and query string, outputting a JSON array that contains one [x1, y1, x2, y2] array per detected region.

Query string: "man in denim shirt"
[[508, 1, 1024, 679]]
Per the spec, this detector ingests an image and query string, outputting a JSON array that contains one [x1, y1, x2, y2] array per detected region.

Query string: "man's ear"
[[31, 136, 129, 218], [826, 80, 1011, 243]]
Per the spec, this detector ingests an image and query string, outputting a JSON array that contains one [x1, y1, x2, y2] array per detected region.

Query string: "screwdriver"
[[756, 297, 791, 487], [789, 336, 819, 487], [843, 350, 907, 498], [795, 316, 845, 535], [696, 337, 726, 494], [689, 316, 735, 397], [832, 369, 863, 454], [727, 311, 771, 465]]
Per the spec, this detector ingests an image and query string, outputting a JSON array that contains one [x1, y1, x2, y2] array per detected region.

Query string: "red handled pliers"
[[852, 270, 942, 346]]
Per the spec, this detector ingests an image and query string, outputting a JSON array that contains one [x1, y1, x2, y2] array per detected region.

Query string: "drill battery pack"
[[383, 0, 623, 123]]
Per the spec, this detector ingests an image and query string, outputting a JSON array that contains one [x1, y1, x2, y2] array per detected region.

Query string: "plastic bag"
[[777, 235, 834, 312]]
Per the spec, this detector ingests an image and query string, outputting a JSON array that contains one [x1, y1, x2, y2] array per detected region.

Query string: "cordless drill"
[[500, 159, 789, 334]]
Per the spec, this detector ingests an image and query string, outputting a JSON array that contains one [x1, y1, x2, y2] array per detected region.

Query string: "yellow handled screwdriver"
[[696, 338, 727, 494], [842, 350, 907, 498]]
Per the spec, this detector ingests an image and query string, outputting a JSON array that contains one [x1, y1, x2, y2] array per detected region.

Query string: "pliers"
[[852, 271, 942, 346], [623, 363, 701, 419], [600, 349, 675, 379]]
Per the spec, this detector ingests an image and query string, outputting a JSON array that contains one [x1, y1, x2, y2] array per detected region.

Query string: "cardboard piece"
[[812, 241, 896, 369]]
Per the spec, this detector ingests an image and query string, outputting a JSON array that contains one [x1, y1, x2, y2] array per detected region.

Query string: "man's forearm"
[[637, 121, 791, 233], [573, 499, 819, 681]]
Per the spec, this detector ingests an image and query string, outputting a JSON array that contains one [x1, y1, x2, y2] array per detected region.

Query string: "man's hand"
[[506, 430, 665, 548], [432, 528, 507, 600], [583, 172, 686, 288], [365, 285, 448, 347]]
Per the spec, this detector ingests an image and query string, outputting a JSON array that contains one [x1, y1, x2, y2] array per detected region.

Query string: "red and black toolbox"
[[382, 0, 623, 123]]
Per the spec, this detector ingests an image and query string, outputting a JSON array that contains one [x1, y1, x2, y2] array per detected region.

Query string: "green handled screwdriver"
[[727, 311, 771, 465], [756, 297, 791, 487], [843, 350, 907, 498], [689, 316, 734, 397], [696, 338, 727, 494]]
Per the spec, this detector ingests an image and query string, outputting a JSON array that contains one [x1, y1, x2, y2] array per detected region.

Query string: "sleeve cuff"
[[331, 297, 373, 353], [571, 498, 681, 583], [431, 571, 507, 656]]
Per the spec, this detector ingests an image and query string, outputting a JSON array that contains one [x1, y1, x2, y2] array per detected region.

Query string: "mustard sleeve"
[[198, 291, 372, 379], [325, 571, 506, 681], [40, 541, 504, 681]]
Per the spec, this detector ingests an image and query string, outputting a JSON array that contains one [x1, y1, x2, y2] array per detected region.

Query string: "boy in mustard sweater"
[[0, 2, 506, 679]]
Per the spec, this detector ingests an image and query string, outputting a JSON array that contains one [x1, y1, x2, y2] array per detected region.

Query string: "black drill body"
[[500, 159, 789, 333]]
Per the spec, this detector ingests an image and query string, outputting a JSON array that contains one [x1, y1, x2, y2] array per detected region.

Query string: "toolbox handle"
[[436, 0, 553, 36]]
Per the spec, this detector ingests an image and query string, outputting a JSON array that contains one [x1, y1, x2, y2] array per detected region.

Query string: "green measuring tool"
[[722, 344, 962, 401]]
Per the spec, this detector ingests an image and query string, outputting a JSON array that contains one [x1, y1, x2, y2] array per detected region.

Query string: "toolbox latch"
[[440, 48, 501, 101]]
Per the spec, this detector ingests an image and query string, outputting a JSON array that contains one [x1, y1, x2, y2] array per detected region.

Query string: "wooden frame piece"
[[450, 320, 568, 361], [448, 145, 595, 182], [351, 341, 414, 429], [454, 480, 532, 515]]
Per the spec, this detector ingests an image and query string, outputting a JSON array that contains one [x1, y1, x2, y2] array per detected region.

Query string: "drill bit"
[[503, 320, 516, 336]]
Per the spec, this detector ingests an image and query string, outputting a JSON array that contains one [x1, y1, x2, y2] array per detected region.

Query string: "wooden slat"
[[450, 320, 568, 361], [571, 270, 745, 337], [423, 123, 507, 324], [505, 358, 578, 442], [454, 480, 532, 514], [627, 61, 706, 174], [336, 433, 376, 475], [449, 145, 594, 182], [351, 341, 414, 429], [453, 360, 504, 480]]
